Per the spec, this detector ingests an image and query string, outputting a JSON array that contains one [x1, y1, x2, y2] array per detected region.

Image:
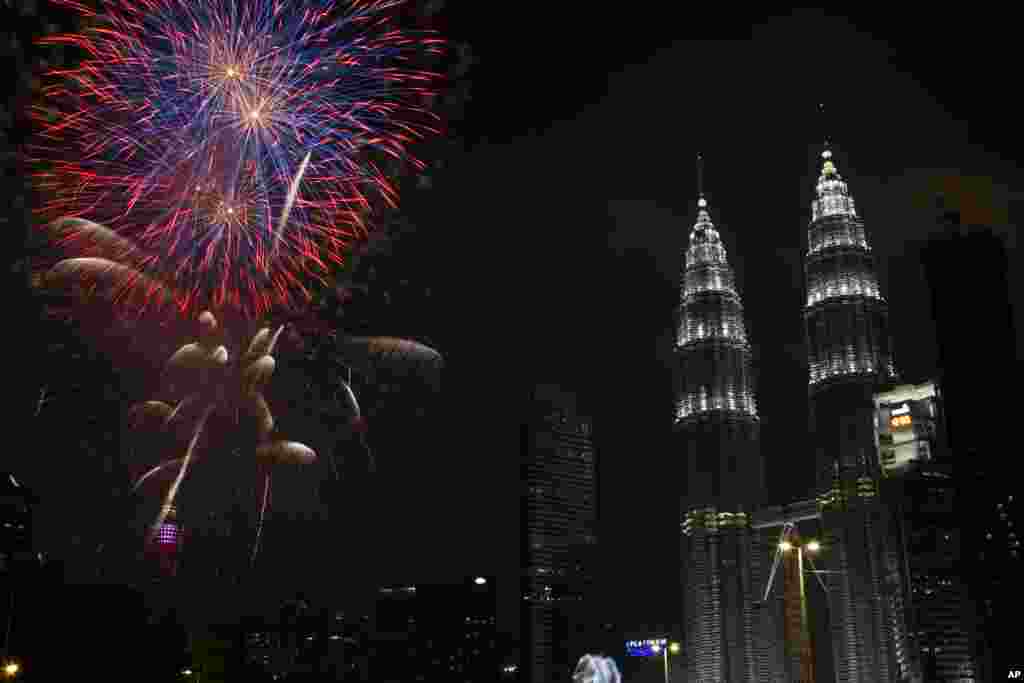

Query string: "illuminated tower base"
[[683, 507, 760, 682]]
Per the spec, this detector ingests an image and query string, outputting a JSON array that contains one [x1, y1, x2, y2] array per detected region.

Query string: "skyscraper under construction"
[[675, 161, 764, 682]]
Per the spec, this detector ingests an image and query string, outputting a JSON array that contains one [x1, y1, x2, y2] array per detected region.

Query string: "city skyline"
[[4, 5, 1022, 672]]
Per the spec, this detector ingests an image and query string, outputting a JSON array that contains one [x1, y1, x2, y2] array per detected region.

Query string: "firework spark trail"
[[146, 403, 214, 546], [32, 0, 443, 317], [251, 470, 272, 568], [133, 457, 186, 492], [275, 150, 312, 254]]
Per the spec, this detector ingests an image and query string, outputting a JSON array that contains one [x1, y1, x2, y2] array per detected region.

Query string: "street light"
[[2, 662, 18, 678], [649, 640, 681, 683]]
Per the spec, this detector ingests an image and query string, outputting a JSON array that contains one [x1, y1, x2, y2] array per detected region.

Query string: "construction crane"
[[755, 522, 832, 683]]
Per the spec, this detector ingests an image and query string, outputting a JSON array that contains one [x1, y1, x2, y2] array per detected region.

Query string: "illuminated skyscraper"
[[521, 385, 597, 683], [675, 162, 764, 682], [803, 145, 909, 682]]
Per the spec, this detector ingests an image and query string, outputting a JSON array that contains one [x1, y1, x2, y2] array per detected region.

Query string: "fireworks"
[[131, 309, 314, 564], [126, 308, 442, 567], [31, 0, 443, 316]]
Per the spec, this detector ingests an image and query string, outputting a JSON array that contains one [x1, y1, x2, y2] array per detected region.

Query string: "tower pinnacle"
[[821, 146, 838, 177], [818, 104, 839, 176], [696, 153, 706, 207]]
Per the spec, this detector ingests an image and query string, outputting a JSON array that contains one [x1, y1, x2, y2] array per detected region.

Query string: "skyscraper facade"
[[521, 385, 597, 683], [674, 182, 764, 682], [803, 146, 909, 682], [919, 217, 1020, 680], [873, 380, 980, 682]]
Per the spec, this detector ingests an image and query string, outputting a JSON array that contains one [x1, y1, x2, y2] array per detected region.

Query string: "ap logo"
[[1009, 669, 1023, 679]]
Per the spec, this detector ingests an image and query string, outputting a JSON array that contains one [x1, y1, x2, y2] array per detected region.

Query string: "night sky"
[[8, 5, 1023, 642]]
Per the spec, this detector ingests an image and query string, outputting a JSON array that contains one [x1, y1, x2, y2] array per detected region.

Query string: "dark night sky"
[[13, 5, 1023, 640]]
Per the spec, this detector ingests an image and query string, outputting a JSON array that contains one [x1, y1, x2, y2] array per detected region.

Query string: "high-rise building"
[[919, 215, 1020, 680], [521, 385, 597, 683], [674, 167, 764, 682], [803, 145, 909, 682], [874, 380, 978, 682], [919, 215, 1017, 471]]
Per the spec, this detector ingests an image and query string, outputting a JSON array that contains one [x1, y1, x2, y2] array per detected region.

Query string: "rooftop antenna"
[[696, 153, 706, 208], [818, 103, 832, 160]]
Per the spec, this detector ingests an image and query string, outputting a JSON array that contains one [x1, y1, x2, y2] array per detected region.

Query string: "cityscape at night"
[[1, 2, 1022, 681]]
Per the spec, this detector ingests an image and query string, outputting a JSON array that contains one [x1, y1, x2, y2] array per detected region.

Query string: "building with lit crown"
[[873, 380, 980, 682], [803, 145, 912, 682], [674, 172, 765, 682]]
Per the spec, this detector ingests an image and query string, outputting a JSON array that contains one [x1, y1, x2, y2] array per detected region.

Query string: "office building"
[[522, 385, 598, 683]]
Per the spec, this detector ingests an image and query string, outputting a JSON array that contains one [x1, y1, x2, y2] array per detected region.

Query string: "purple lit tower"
[[675, 157, 765, 682], [148, 504, 184, 578], [803, 144, 912, 682]]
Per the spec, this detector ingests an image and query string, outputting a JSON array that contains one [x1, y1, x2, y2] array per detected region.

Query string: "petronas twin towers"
[[675, 147, 907, 682]]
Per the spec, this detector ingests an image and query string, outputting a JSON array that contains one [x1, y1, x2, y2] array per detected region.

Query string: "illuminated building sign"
[[625, 638, 666, 657], [890, 414, 913, 429], [157, 522, 178, 546], [875, 382, 938, 473]]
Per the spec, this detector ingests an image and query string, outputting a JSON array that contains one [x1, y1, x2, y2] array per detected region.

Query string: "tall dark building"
[[920, 215, 1017, 470], [674, 173, 763, 682], [802, 145, 908, 682], [874, 380, 977, 682], [521, 385, 597, 683], [919, 216, 1020, 680]]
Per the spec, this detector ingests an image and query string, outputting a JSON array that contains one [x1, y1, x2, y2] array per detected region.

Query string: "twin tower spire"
[[677, 141, 868, 424]]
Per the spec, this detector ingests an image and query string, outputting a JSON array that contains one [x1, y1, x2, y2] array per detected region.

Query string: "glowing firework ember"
[[31, 0, 443, 316], [132, 309, 316, 565]]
